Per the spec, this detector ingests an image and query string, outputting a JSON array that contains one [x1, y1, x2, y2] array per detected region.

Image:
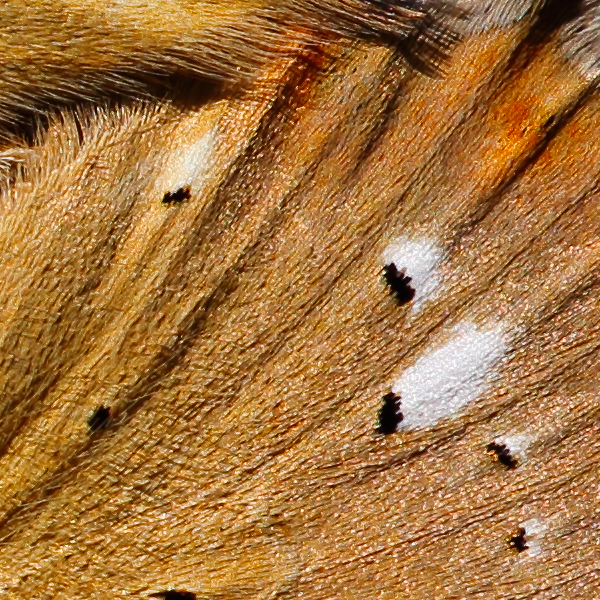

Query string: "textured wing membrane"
[[0, 0, 460, 127], [3, 0, 600, 599]]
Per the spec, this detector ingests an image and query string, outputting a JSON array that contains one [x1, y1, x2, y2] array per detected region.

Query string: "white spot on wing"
[[382, 238, 443, 311], [162, 126, 216, 194], [521, 518, 548, 556], [495, 433, 532, 461], [392, 321, 507, 429]]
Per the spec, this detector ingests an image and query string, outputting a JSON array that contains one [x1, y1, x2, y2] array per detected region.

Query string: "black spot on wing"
[[377, 392, 403, 434], [149, 591, 197, 600], [508, 527, 529, 552], [87, 406, 110, 431], [383, 263, 415, 305], [487, 442, 518, 469], [162, 187, 191, 205]]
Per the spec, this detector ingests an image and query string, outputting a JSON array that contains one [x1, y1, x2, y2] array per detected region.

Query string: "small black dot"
[[508, 527, 528, 552], [149, 592, 196, 600], [377, 392, 403, 435], [162, 187, 191, 205], [487, 442, 518, 469], [383, 264, 415, 306], [87, 406, 110, 431]]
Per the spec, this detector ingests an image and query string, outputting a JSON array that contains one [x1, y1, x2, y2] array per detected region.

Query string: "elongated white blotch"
[[391, 321, 507, 429]]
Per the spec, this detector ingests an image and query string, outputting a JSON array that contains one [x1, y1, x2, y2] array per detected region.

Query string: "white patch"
[[522, 519, 547, 537], [495, 433, 532, 461], [392, 321, 507, 429], [520, 519, 548, 556], [382, 238, 443, 311], [161, 126, 216, 194]]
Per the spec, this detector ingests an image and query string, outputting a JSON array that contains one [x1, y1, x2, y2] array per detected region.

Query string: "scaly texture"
[[0, 0, 459, 128], [2, 1, 600, 599]]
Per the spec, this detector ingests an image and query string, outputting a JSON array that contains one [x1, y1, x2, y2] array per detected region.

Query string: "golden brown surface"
[[0, 0, 456, 127], [1, 3, 600, 599]]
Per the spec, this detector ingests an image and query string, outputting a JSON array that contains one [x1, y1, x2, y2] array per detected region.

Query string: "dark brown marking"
[[149, 592, 196, 600], [87, 406, 110, 431], [487, 442, 518, 469], [377, 392, 403, 435], [508, 527, 529, 552], [383, 263, 415, 306], [162, 187, 191, 205]]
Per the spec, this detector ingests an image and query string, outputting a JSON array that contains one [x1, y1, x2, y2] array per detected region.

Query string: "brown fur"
[[1, 0, 600, 599], [0, 0, 459, 129]]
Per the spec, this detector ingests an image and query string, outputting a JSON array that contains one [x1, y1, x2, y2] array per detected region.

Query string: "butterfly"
[[0, 1, 598, 598]]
